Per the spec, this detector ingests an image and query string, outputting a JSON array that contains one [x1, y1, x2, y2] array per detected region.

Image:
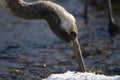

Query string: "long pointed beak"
[[68, 39, 86, 72]]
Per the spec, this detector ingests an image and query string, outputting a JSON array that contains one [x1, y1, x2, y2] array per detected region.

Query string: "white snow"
[[43, 71, 120, 80]]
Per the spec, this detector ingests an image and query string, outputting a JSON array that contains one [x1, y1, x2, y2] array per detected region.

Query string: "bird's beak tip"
[[66, 39, 86, 72]]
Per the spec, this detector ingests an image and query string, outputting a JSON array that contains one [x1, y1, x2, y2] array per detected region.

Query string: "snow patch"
[[43, 71, 120, 80]]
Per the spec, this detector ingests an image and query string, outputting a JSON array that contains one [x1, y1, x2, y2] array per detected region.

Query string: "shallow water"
[[0, 0, 120, 79]]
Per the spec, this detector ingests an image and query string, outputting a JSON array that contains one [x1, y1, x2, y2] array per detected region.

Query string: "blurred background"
[[0, 0, 120, 79]]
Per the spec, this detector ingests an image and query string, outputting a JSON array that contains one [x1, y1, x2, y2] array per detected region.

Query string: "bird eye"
[[70, 31, 77, 41]]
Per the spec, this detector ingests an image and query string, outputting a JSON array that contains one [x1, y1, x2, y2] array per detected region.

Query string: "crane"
[[0, 0, 86, 72]]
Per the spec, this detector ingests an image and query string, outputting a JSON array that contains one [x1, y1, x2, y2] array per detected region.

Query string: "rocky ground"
[[0, 0, 120, 80]]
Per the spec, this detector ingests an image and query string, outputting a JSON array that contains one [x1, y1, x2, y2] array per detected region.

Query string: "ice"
[[43, 71, 120, 80]]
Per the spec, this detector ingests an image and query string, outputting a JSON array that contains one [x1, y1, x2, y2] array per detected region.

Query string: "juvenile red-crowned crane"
[[0, 0, 86, 72]]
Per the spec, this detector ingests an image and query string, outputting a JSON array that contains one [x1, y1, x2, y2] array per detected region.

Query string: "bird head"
[[57, 12, 86, 72], [60, 12, 78, 46]]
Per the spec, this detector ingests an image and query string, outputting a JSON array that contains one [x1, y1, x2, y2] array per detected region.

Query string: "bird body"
[[0, 0, 86, 72]]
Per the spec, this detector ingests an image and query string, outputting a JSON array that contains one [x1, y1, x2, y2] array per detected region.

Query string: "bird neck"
[[0, 0, 73, 42], [0, 0, 61, 23]]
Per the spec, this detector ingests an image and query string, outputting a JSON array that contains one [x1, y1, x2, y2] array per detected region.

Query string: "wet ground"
[[0, 0, 120, 80]]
